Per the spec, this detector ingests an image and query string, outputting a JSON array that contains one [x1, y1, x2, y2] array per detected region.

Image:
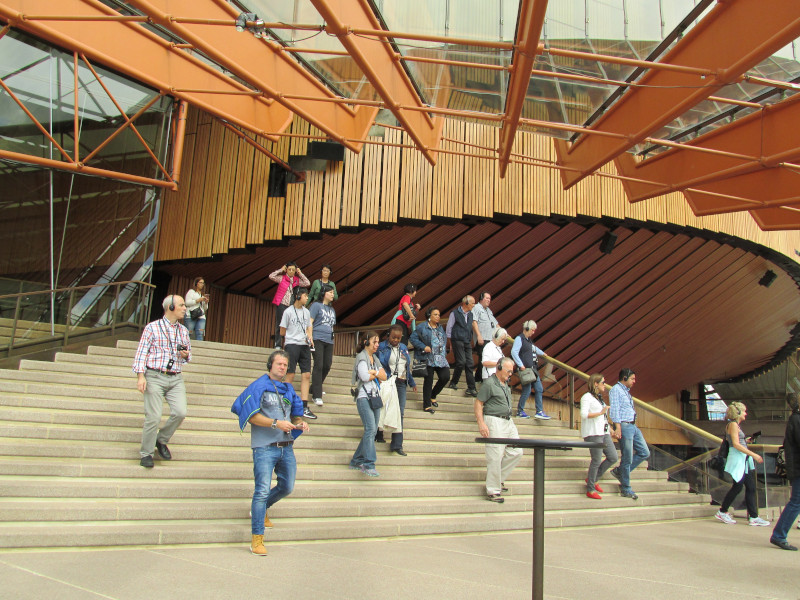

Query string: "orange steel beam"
[[750, 206, 800, 231], [216, 119, 305, 183], [683, 170, 800, 216], [170, 99, 188, 184], [553, 0, 800, 190], [0, 0, 292, 142], [497, 0, 547, 178], [126, 0, 377, 153], [614, 93, 800, 202], [310, 0, 443, 165], [0, 147, 177, 190]]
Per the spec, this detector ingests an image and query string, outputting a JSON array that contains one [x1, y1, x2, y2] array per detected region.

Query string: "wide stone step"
[[0, 476, 688, 500], [0, 503, 713, 549]]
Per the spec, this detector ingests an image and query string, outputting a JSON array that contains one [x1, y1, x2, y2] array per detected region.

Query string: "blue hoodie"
[[231, 374, 303, 431]]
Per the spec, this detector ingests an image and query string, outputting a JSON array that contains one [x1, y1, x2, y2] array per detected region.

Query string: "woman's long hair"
[[588, 373, 605, 400]]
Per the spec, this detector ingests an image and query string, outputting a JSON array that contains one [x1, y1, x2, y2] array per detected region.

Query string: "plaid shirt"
[[132, 316, 192, 373], [608, 381, 636, 424]]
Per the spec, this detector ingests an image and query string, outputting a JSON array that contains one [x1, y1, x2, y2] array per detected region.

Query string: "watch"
[[271, 419, 279, 429]]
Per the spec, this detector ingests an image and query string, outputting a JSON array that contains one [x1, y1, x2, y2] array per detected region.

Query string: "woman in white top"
[[481, 328, 507, 379], [184, 276, 209, 341], [580, 373, 618, 499]]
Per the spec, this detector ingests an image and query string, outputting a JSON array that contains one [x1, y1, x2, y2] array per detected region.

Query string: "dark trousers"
[[450, 340, 475, 389], [311, 340, 334, 399], [721, 469, 759, 518], [473, 341, 487, 382], [273, 304, 288, 347], [423, 366, 450, 409], [399, 321, 411, 346]]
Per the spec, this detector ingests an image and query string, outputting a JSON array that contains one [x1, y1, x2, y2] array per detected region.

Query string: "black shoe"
[[465, 388, 478, 397], [424, 408, 436, 415], [447, 383, 459, 390], [770, 538, 798, 551], [431, 401, 439, 408], [500, 483, 509, 492], [303, 407, 318, 419], [140, 455, 154, 468], [393, 448, 407, 456], [620, 490, 638, 500], [610, 467, 621, 482], [155, 441, 172, 460], [487, 494, 504, 503], [375, 431, 386, 443]]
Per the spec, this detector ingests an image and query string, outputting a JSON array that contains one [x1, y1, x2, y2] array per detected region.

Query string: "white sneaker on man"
[[313, 397, 323, 406], [748, 516, 770, 527], [534, 411, 551, 420]]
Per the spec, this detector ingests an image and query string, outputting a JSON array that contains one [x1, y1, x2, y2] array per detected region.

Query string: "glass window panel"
[[661, 0, 711, 39], [624, 0, 665, 41], [587, 0, 625, 41], [544, 0, 586, 41]]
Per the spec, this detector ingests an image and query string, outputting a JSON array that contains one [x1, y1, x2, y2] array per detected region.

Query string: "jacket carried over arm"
[[231, 374, 302, 431]]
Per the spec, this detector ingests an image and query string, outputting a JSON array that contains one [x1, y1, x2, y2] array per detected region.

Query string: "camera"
[[177, 344, 187, 351]]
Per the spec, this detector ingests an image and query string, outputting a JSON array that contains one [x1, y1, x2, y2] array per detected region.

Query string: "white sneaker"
[[748, 516, 770, 527], [322, 391, 326, 395], [534, 411, 552, 420], [715, 511, 736, 525], [313, 397, 323, 406]]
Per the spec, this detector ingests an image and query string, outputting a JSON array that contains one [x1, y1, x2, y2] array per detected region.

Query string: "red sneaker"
[[586, 491, 602, 500], [585, 479, 603, 493]]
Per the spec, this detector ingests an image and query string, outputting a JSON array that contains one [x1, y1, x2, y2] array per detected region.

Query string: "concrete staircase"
[[0, 339, 712, 550]]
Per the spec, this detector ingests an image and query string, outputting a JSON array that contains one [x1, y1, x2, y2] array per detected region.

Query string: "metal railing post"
[[569, 374, 575, 429], [8, 294, 23, 352], [111, 283, 120, 334], [62, 288, 75, 347]]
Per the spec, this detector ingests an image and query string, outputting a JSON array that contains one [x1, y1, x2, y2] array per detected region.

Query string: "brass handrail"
[[0, 279, 155, 300], [546, 355, 722, 445]]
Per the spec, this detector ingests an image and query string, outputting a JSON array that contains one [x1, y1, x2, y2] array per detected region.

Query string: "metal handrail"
[[0, 279, 155, 300], [546, 355, 722, 445], [1, 279, 156, 356]]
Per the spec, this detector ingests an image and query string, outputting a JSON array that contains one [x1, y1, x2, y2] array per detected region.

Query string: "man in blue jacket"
[[231, 350, 309, 556]]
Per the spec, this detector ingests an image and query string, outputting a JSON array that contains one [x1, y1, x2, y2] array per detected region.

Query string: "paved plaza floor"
[[1, 517, 797, 600]]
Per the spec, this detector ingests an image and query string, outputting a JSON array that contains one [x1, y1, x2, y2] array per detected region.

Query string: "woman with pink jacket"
[[269, 262, 310, 348]]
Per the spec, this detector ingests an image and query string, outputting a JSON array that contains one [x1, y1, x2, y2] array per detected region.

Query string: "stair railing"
[[0, 279, 156, 357]]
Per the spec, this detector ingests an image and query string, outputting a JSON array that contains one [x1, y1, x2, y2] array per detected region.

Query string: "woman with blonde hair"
[[580, 374, 618, 499], [715, 401, 769, 526]]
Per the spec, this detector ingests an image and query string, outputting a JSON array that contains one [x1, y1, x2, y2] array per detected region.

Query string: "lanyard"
[[157, 318, 177, 357]]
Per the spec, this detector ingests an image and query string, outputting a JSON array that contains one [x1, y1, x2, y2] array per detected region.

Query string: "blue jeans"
[[619, 423, 650, 492], [518, 382, 531, 413], [532, 377, 544, 413], [184, 316, 205, 341], [350, 396, 380, 469], [251, 445, 296, 535], [772, 476, 800, 542], [390, 380, 407, 451]]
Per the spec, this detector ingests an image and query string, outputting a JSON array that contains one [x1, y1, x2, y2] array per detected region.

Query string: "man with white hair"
[[481, 327, 508, 379], [132, 295, 192, 468], [474, 356, 523, 503], [472, 291, 499, 383], [510, 320, 550, 420]]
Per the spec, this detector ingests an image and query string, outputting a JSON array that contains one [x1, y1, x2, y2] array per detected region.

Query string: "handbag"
[[518, 367, 538, 385], [411, 357, 428, 378], [708, 435, 730, 471], [366, 390, 383, 410], [189, 307, 203, 320], [776, 445, 787, 479]]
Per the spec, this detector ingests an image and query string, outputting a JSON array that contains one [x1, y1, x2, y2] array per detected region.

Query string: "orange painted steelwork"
[[171, 100, 188, 184], [311, 0, 443, 164], [216, 120, 305, 183], [0, 147, 176, 189], [0, 0, 293, 142], [553, 0, 800, 190], [125, 0, 378, 153], [497, 0, 548, 177], [614, 93, 800, 203]]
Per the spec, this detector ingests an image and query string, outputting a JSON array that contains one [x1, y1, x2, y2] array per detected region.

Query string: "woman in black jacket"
[[770, 393, 800, 550]]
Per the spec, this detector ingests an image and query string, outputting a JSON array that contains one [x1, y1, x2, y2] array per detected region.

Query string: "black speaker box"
[[288, 155, 327, 172], [308, 141, 345, 161]]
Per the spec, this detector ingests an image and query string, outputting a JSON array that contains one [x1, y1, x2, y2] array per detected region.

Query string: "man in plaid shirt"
[[132, 295, 192, 468]]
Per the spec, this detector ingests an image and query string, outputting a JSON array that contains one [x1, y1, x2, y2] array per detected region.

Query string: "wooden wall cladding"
[[155, 106, 800, 265]]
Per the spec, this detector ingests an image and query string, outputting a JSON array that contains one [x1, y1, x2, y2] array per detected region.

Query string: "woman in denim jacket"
[[409, 307, 450, 414], [375, 324, 417, 456]]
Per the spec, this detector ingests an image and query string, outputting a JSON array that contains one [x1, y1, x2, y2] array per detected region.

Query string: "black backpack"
[[708, 424, 730, 471]]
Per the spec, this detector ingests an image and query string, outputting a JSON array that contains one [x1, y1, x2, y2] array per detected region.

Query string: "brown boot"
[[251, 534, 267, 556], [264, 510, 273, 529]]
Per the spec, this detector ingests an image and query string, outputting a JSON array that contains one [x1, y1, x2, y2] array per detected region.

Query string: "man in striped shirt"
[[132, 295, 192, 468]]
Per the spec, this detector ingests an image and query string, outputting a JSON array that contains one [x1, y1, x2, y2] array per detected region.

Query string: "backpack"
[[708, 426, 730, 471]]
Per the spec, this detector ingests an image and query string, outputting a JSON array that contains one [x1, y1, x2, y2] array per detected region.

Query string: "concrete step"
[[0, 503, 713, 549]]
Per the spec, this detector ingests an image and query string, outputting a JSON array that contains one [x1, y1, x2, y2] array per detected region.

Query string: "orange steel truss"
[[0, 49, 180, 190], [3, 1, 800, 229], [553, 0, 800, 189], [310, 0, 443, 166]]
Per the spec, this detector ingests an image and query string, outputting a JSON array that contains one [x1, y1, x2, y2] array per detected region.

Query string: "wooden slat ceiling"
[[159, 220, 800, 401]]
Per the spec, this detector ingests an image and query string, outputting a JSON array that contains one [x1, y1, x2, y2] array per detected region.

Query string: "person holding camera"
[[132, 295, 192, 468], [269, 262, 310, 349], [580, 374, 618, 500], [184, 276, 209, 341], [349, 331, 387, 477], [280, 287, 316, 420]]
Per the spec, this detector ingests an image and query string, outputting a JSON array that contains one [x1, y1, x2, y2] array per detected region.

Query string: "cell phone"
[[177, 344, 187, 351]]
